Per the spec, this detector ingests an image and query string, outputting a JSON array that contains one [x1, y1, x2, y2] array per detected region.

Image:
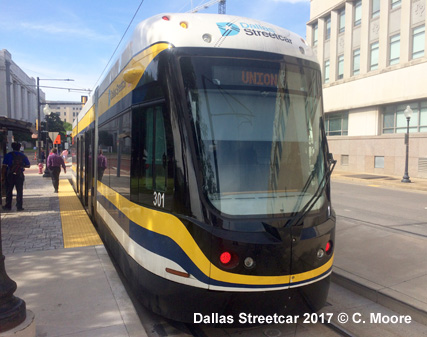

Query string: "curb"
[[331, 270, 427, 326], [331, 172, 427, 192]]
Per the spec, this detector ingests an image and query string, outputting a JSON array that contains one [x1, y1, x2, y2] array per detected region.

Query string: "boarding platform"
[[0, 164, 146, 336]]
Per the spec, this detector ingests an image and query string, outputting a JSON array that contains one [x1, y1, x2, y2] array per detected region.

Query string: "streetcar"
[[71, 13, 336, 323]]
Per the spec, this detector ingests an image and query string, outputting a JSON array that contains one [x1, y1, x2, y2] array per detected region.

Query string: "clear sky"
[[0, 0, 310, 101]]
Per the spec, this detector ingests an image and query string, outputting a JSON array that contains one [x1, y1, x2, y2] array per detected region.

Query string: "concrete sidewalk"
[[332, 170, 427, 192], [331, 171, 427, 326], [5, 246, 145, 337], [1, 169, 146, 337]]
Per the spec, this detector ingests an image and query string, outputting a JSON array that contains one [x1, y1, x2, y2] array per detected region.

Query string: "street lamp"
[[401, 105, 413, 183], [42, 105, 52, 178], [0, 219, 26, 331], [43, 104, 51, 116]]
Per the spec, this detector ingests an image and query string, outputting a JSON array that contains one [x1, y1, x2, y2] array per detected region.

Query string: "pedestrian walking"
[[1, 142, 31, 211], [61, 149, 68, 162], [47, 148, 66, 193]]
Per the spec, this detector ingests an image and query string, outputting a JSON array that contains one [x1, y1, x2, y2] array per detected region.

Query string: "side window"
[[98, 111, 131, 199], [145, 109, 155, 191], [154, 109, 167, 192], [131, 104, 173, 209]]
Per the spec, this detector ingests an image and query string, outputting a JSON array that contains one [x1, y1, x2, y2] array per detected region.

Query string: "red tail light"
[[220, 251, 232, 265], [325, 241, 333, 255]]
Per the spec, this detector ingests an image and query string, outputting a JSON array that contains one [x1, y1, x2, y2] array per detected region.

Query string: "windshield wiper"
[[285, 155, 336, 228], [290, 154, 322, 214]]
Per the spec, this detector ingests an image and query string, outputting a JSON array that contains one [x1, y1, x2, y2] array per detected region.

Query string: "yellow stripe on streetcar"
[[98, 181, 333, 287]]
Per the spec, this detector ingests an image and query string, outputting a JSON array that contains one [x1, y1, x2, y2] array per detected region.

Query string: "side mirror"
[[327, 153, 337, 172]]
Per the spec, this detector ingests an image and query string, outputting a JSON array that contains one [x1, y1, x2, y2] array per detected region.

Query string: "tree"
[[61, 121, 72, 143], [42, 113, 66, 133], [63, 121, 72, 132], [13, 130, 33, 143], [40, 113, 67, 146]]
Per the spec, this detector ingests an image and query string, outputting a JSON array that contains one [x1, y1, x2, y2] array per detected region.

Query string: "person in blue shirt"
[[1, 142, 31, 211]]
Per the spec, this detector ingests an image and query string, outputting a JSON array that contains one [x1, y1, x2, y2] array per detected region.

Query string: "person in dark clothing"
[[47, 148, 66, 193], [1, 142, 31, 211], [97, 149, 107, 182], [40, 150, 46, 163]]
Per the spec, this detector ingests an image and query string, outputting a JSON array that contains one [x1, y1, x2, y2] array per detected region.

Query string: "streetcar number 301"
[[153, 192, 165, 208]]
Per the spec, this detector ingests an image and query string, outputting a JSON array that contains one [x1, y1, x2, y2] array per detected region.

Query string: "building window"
[[391, 0, 401, 9], [337, 55, 344, 79], [389, 34, 400, 65], [372, 0, 380, 18], [341, 155, 349, 166], [325, 112, 348, 136], [370, 41, 379, 70], [339, 9, 345, 33], [412, 25, 425, 59], [353, 48, 361, 75], [313, 23, 318, 46], [354, 1, 362, 26], [382, 101, 427, 133], [374, 156, 385, 168], [325, 16, 331, 40], [420, 101, 427, 132], [324, 60, 330, 83]]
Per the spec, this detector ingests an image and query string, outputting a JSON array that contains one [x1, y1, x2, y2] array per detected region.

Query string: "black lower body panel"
[[95, 213, 330, 325]]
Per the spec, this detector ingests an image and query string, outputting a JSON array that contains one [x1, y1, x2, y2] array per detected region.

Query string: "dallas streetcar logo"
[[108, 80, 126, 106], [216, 22, 240, 37], [216, 21, 292, 44]]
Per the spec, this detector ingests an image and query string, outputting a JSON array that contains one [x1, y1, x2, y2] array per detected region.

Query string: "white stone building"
[[307, 0, 427, 178], [0, 49, 43, 125]]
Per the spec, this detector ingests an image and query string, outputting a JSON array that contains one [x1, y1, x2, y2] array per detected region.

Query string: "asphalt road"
[[331, 181, 427, 237]]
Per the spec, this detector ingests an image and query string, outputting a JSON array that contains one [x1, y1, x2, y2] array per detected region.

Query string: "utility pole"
[[188, 0, 226, 14], [218, 0, 226, 14]]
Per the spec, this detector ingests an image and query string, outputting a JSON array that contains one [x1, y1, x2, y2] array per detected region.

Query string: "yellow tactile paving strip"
[[58, 180, 103, 248]]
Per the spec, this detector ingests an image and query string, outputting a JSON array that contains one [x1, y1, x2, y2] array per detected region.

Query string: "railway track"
[[336, 214, 427, 239]]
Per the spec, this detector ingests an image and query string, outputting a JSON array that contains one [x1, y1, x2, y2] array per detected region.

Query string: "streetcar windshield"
[[180, 56, 326, 216]]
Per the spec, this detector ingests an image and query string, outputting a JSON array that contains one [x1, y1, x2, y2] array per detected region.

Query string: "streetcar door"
[[79, 134, 86, 202], [130, 103, 173, 210], [84, 129, 93, 209], [76, 137, 80, 194]]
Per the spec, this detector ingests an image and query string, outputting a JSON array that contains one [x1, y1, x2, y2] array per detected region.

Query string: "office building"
[[46, 101, 82, 125], [307, 0, 427, 178]]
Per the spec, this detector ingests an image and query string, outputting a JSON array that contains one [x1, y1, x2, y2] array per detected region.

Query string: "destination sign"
[[212, 66, 281, 88]]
